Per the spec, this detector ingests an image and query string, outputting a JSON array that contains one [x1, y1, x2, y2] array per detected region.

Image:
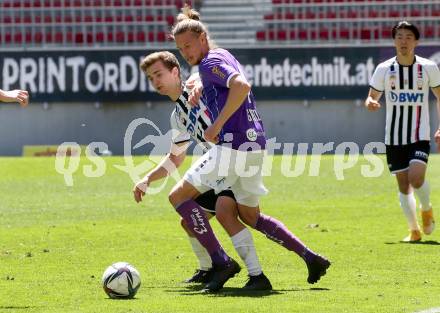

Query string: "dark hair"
[[392, 21, 420, 40], [140, 51, 180, 75]]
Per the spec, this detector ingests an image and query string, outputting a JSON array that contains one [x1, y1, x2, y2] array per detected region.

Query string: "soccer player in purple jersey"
[[133, 51, 272, 290], [0, 89, 29, 107], [169, 5, 330, 292]]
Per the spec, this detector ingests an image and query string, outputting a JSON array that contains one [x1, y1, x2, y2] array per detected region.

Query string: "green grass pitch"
[[1, 155, 439, 313]]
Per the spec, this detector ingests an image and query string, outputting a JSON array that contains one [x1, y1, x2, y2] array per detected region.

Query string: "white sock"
[[188, 237, 212, 271], [414, 181, 431, 211], [399, 192, 419, 231], [231, 228, 262, 276]]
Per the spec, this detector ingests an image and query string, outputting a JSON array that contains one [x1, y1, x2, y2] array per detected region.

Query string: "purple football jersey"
[[199, 48, 266, 150]]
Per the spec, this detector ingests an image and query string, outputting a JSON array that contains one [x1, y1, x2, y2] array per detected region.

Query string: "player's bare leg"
[[237, 204, 330, 284]]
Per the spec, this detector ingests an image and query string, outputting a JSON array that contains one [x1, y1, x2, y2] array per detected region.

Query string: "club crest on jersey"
[[212, 66, 226, 79], [389, 75, 396, 90], [246, 128, 258, 142], [389, 91, 424, 103]]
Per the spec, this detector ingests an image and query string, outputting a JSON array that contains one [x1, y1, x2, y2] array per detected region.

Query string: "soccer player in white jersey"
[[0, 89, 29, 107], [365, 21, 440, 242], [133, 51, 272, 290]]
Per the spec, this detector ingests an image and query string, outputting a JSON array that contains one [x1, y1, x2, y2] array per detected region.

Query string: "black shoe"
[[243, 273, 272, 291], [202, 259, 241, 293], [306, 254, 331, 284], [184, 269, 213, 283]]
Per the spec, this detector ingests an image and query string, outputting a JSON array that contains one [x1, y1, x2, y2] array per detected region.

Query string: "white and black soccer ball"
[[102, 262, 141, 299]]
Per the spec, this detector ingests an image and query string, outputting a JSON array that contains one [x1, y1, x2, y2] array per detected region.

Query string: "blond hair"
[[139, 51, 181, 75], [171, 4, 216, 48]]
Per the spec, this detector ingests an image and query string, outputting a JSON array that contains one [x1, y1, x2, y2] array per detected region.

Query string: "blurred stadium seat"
[[0, 0, 192, 46], [0, 0, 438, 47], [256, 0, 440, 43]]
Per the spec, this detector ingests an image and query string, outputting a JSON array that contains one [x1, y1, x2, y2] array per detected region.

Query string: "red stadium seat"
[[75, 33, 84, 43], [4, 33, 12, 43], [157, 31, 166, 42], [264, 14, 274, 20], [136, 31, 146, 42], [326, 11, 336, 19], [25, 33, 33, 43], [86, 33, 94, 44], [116, 32, 125, 42], [298, 29, 307, 40], [66, 32, 73, 42], [361, 28, 371, 40], [289, 29, 296, 40], [277, 29, 287, 40], [424, 26, 434, 38], [285, 12, 294, 19], [166, 15, 174, 25], [268, 30, 275, 40], [319, 28, 329, 40], [34, 32, 43, 43], [127, 32, 134, 42], [55, 32, 63, 43], [96, 32, 104, 42], [45, 32, 52, 42], [339, 28, 350, 39], [381, 28, 391, 39], [256, 30, 266, 41]]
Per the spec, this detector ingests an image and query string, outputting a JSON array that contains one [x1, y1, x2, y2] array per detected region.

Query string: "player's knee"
[[168, 188, 182, 207], [239, 210, 258, 228], [215, 206, 232, 226], [410, 177, 424, 189]]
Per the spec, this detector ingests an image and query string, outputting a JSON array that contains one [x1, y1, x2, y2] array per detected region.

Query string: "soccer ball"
[[102, 262, 141, 299]]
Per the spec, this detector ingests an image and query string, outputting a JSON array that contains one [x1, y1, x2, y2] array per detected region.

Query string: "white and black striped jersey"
[[170, 85, 213, 152], [370, 55, 440, 146]]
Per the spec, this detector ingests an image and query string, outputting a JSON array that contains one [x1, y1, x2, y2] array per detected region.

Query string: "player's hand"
[[133, 180, 149, 203], [188, 83, 203, 107], [4, 90, 29, 107], [365, 97, 381, 111], [435, 128, 440, 152], [204, 123, 221, 143]]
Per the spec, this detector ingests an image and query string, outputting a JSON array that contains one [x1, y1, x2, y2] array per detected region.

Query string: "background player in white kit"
[[365, 21, 440, 242], [133, 51, 272, 290]]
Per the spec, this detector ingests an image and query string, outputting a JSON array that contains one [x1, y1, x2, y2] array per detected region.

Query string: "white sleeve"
[[369, 63, 386, 92], [426, 62, 440, 88], [170, 110, 191, 144]]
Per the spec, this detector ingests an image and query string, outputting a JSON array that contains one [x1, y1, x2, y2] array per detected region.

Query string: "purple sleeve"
[[199, 57, 239, 88]]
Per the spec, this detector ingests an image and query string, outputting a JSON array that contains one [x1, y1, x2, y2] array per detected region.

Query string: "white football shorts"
[[183, 145, 268, 207]]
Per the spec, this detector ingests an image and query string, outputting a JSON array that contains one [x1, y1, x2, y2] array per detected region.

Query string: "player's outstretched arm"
[[432, 86, 440, 152], [364, 88, 382, 112], [0, 89, 29, 107], [133, 142, 189, 203]]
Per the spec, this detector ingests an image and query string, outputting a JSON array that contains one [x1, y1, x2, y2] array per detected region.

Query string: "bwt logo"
[[389, 91, 424, 103]]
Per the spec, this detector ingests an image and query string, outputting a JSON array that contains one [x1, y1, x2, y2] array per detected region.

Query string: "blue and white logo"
[[389, 91, 398, 102], [389, 91, 424, 103]]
